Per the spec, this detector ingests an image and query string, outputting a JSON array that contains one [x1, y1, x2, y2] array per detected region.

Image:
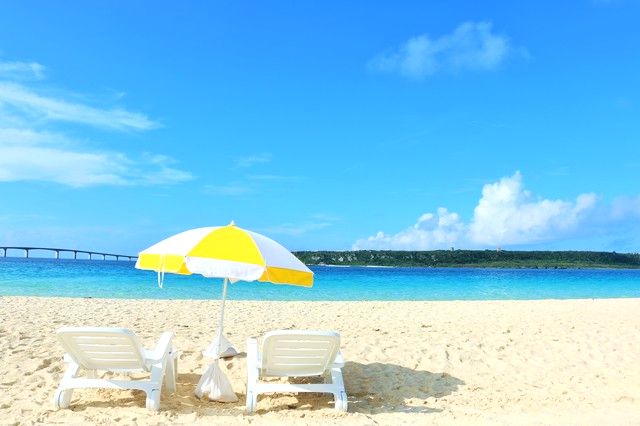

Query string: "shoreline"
[[2, 296, 639, 424], [4, 293, 640, 303], [3, 256, 640, 270], [3, 294, 640, 303]]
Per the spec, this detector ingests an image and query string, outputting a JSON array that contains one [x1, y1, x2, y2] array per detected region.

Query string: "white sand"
[[1, 296, 639, 425]]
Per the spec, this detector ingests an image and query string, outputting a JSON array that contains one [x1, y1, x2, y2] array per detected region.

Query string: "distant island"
[[293, 250, 640, 269]]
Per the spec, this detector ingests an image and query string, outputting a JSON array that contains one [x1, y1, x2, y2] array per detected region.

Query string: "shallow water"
[[1, 257, 639, 301]]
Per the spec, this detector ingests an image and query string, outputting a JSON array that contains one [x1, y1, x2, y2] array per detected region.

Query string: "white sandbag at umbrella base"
[[196, 278, 239, 402], [195, 360, 238, 403], [203, 334, 237, 359]]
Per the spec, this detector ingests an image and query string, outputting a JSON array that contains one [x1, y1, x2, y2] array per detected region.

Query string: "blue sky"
[[0, 1, 639, 254]]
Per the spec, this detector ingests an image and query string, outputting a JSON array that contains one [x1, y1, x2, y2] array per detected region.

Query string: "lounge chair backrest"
[[261, 330, 340, 377], [56, 327, 147, 371]]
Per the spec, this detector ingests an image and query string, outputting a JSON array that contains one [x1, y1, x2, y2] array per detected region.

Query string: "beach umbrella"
[[135, 222, 314, 402]]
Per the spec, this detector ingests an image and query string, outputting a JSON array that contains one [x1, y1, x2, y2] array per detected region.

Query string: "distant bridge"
[[0, 246, 138, 261]]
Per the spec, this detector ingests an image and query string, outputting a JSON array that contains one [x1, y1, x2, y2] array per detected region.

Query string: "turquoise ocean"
[[1, 257, 640, 300]]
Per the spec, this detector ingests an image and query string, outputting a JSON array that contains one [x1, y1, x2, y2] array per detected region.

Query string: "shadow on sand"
[[66, 360, 463, 416], [66, 372, 244, 417], [343, 361, 464, 414]]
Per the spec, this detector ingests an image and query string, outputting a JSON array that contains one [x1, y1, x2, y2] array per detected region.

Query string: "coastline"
[[313, 263, 640, 270], [2, 296, 639, 424], [310, 265, 640, 271], [296, 250, 640, 270]]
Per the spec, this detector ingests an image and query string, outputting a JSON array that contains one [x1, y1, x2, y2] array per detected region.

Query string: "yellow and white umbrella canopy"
[[135, 222, 313, 286]]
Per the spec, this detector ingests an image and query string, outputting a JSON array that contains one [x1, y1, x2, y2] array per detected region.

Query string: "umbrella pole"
[[216, 277, 229, 355]]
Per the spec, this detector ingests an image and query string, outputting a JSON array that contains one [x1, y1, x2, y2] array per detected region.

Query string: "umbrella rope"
[[157, 254, 166, 289]]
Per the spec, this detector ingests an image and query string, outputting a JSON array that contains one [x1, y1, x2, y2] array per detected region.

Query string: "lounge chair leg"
[[330, 366, 347, 412], [146, 389, 161, 411], [246, 390, 257, 413], [245, 337, 260, 413], [53, 361, 80, 409], [173, 354, 178, 383], [53, 388, 74, 409], [164, 353, 177, 394], [144, 360, 165, 411], [334, 390, 348, 412]]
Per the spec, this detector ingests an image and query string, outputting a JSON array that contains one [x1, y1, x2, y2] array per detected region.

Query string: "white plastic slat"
[[262, 331, 340, 377], [72, 337, 133, 345], [270, 348, 328, 356], [85, 360, 146, 369], [57, 328, 147, 371], [272, 358, 324, 364], [272, 355, 325, 361], [83, 352, 140, 360], [77, 343, 134, 350], [273, 341, 333, 350], [272, 362, 324, 367]]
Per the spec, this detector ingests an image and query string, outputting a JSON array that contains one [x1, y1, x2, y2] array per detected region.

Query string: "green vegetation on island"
[[293, 250, 640, 269]]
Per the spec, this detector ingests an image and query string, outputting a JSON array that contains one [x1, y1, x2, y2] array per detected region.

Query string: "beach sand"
[[1, 296, 639, 425]]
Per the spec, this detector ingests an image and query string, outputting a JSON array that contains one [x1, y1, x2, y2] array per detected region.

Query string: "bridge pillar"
[[102, 254, 106, 260], [73, 251, 77, 260], [55, 250, 60, 259], [88, 253, 92, 260], [116, 255, 120, 261], [2, 248, 5, 257], [25, 249, 29, 258]]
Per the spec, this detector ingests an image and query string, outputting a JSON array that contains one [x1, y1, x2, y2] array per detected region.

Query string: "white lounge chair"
[[245, 330, 347, 413], [53, 327, 178, 411]]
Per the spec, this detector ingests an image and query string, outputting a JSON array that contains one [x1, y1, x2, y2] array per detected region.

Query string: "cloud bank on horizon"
[[0, 58, 192, 187], [352, 172, 617, 250]]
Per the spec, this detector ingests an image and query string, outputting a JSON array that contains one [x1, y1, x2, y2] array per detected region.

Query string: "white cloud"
[[235, 153, 272, 168], [0, 128, 192, 187], [467, 172, 596, 245], [0, 129, 126, 186], [369, 21, 521, 79], [353, 208, 464, 250], [0, 55, 191, 187], [0, 60, 45, 80], [353, 172, 597, 250], [0, 82, 157, 131], [135, 153, 193, 185], [611, 195, 640, 220]]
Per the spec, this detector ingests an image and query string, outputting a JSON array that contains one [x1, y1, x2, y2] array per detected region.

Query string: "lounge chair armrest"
[[332, 351, 345, 368], [147, 331, 174, 362]]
